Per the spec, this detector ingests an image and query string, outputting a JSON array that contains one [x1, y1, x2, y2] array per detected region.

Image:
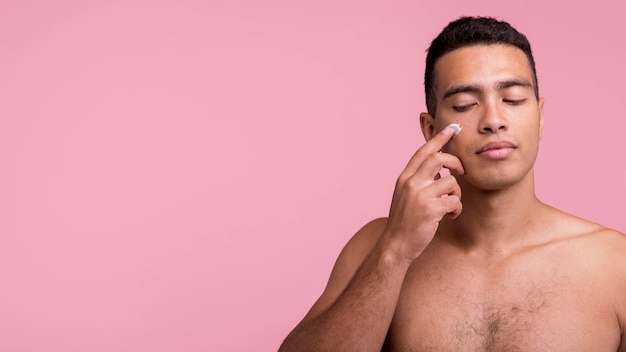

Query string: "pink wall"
[[1, 1, 624, 351]]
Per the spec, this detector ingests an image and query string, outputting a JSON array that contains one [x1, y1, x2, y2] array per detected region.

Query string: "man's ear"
[[538, 97, 545, 140], [420, 112, 435, 141]]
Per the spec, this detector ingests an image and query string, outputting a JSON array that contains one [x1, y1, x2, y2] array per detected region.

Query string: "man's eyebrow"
[[494, 79, 533, 91], [442, 85, 482, 100]]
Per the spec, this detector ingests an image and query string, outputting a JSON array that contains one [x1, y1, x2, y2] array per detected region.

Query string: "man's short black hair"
[[424, 16, 539, 116]]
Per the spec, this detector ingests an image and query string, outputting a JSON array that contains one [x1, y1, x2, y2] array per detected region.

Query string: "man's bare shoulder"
[[542, 204, 620, 237], [584, 225, 626, 247], [552, 208, 625, 245], [559, 215, 626, 346], [341, 217, 389, 260], [549, 208, 626, 279], [584, 225, 626, 268], [575, 223, 626, 267], [530, 207, 626, 287], [301, 218, 389, 320]]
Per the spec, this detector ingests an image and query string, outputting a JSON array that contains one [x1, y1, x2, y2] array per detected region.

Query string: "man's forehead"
[[433, 44, 535, 93]]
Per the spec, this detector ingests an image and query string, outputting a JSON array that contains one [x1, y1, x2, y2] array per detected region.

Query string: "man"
[[279, 16, 626, 351]]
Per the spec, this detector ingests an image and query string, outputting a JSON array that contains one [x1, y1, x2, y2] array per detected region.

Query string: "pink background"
[[1, 1, 625, 351]]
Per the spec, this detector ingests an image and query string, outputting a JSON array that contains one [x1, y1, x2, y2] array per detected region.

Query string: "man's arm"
[[612, 230, 626, 352], [279, 126, 464, 352], [279, 219, 410, 352]]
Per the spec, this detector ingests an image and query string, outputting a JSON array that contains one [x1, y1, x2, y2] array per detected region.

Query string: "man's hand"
[[383, 126, 465, 264]]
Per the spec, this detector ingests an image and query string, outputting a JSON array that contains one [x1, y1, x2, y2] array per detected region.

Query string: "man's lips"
[[476, 141, 517, 159]]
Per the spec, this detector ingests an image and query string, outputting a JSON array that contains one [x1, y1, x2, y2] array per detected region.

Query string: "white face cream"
[[448, 123, 462, 135]]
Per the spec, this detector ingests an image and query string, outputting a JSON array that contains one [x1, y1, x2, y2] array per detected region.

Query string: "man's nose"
[[479, 100, 508, 133]]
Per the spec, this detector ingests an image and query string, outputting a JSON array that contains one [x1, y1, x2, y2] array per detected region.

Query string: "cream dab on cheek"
[[448, 123, 462, 135]]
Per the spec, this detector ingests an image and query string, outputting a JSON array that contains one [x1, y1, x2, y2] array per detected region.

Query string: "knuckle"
[[448, 194, 461, 203], [396, 173, 409, 187], [436, 174, 455, 187], [404, 176, 426, 193], [429, 152, 447, 167], [414, 147, 427, 158], [441, 174, 455, 182], [414, 147, 435, 163], [426, 150, 442, 161]]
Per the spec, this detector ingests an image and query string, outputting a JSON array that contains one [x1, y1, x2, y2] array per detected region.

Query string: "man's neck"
[[439, 173, 548, 257]]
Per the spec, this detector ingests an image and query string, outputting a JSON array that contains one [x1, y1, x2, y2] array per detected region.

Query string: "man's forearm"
[[279, 243, 412, 352]]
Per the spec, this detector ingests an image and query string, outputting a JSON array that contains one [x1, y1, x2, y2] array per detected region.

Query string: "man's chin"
[[458, 172, 530, 193]]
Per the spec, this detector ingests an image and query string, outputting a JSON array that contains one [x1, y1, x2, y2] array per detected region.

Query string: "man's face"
[[422, 44, 545, 191]]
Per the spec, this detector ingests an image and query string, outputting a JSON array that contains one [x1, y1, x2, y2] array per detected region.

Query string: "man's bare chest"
[[384, 251, 621, 351]]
